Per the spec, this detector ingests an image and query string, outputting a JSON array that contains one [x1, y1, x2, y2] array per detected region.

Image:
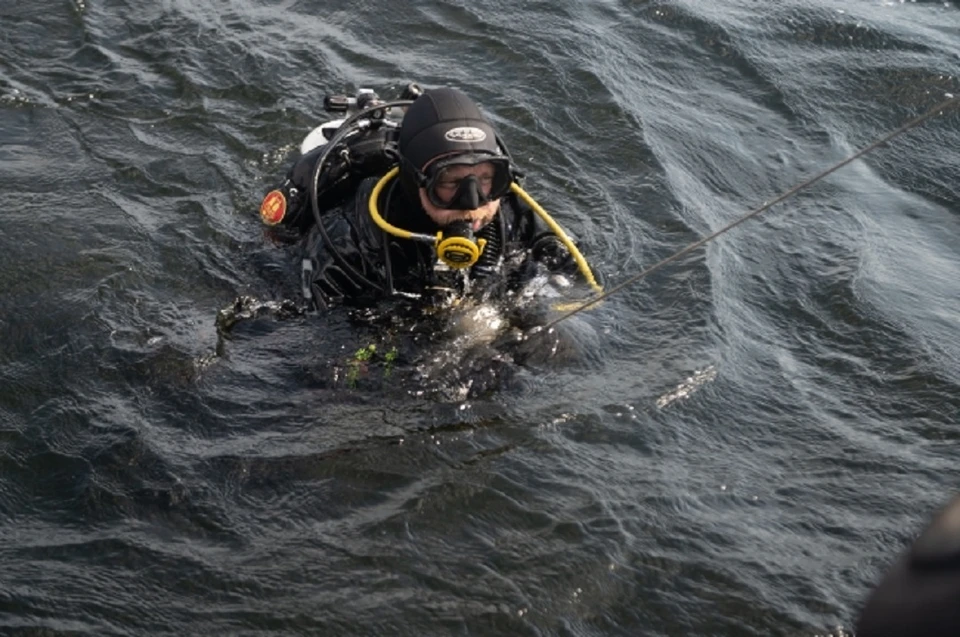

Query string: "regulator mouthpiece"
[[436, 220, 487, 269]]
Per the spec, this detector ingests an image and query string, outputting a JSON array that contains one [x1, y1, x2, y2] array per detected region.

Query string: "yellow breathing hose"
[[368, 167, 433, 244]]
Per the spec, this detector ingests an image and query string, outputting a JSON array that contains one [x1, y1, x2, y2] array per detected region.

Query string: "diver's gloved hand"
[[531, 234, 574, 272]]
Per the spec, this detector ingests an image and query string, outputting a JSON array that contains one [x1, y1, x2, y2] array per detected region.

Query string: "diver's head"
[[398, 87, 514, 231]]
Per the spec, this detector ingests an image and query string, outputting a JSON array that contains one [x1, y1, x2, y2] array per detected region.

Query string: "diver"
[[855, 493, 960, 636], [259, 84, 600, 311]]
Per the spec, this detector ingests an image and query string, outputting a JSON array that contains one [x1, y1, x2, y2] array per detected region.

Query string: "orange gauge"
[[259, 190, 287, 225]]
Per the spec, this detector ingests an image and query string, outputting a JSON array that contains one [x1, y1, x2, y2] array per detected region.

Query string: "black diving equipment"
[[308, 96, 416, 293], [323, 88, 384, 116], [306, 87, 603, 292], [322, 84, 421, 123], [415, 154, 514, 211]]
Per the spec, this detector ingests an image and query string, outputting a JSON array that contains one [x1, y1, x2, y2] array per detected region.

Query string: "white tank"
[[299, 118, 346, 155]]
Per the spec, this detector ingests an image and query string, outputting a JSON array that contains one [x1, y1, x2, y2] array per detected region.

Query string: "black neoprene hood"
[[398, 87, 500, 171]]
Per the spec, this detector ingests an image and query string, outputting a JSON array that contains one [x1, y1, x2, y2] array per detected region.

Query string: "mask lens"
[[425, 157, 511, 208]]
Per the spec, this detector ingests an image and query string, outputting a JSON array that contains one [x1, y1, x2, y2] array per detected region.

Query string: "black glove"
[[531, 234, 574, 272]]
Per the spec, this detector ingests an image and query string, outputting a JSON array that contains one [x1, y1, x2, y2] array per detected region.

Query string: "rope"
[[542, 95, 960, 331]]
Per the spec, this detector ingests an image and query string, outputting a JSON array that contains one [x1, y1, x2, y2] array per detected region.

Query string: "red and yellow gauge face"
[[259, 190, 287, 225]]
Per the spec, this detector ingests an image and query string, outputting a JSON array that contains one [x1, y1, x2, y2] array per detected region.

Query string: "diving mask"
[[417, 154, 513, 210]]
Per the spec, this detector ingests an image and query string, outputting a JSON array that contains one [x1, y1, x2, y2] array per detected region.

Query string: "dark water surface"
[[2, 0, 959, 635]]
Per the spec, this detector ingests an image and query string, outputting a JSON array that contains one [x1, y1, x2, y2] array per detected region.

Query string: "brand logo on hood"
[[444, 126, 487, 143]]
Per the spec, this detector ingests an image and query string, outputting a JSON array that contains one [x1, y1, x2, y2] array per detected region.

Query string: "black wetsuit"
[[265, 138, 577, 311]]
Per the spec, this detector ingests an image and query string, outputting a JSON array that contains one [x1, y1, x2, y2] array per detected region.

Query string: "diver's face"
[[418, 162, 501, 231]]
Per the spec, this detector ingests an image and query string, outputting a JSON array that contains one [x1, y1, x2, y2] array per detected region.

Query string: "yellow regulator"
[[435, 221, 487, 269]]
